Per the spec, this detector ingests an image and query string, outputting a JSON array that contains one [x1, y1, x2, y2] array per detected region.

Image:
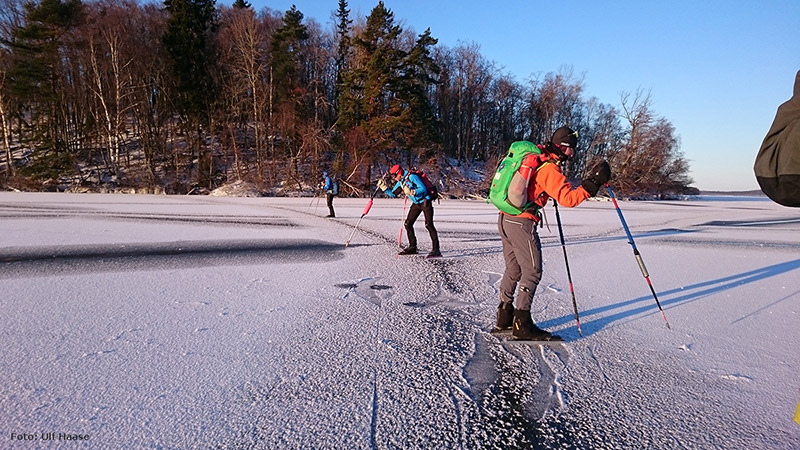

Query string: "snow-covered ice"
[[1, 192, 799, 449]]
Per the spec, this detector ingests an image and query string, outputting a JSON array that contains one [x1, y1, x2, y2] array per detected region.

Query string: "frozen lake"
[[2, 192, 799, 449]]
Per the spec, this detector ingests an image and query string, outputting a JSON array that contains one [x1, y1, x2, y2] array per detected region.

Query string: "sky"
[[247, 0, 800, 191], [2, 192, 799, 447]]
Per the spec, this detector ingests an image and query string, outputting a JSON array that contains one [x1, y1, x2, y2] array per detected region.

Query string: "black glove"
[[581, 160, 611, 196]]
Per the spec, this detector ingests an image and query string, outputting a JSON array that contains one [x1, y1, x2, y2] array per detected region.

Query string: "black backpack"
[[754, 70, 800, 207]]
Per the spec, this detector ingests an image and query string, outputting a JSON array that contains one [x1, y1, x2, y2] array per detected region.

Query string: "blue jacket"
[[323, 175, 334, 192], [385, 170, 429, 204]]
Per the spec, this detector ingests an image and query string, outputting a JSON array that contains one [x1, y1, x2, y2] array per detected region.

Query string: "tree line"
[[0, 0, 695, 197]]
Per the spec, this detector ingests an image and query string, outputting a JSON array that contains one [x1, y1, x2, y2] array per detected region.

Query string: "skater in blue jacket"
[[377, 164, 441, 257]]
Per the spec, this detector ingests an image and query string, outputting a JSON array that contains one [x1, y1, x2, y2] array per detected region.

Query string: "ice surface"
[[2, 193, 799, 448]]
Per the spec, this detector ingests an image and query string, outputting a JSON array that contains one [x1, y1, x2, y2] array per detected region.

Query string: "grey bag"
[[754, 70, 800, 207]]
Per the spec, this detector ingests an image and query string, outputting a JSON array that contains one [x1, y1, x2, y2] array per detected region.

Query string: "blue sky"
[[250, 0, 800, 191]]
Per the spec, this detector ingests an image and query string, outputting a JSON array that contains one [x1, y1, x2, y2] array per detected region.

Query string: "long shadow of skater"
[[451, 229, 698, 260], [540, 227, 699, 249], [539, 258, 800, 338]]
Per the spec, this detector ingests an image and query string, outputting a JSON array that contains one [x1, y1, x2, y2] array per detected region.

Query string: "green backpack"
[[488, 141, 549, 215]]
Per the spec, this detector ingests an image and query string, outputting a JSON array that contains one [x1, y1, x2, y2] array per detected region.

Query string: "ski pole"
[[606, 184, 671, 329], [307, 188, 317, 212], [397, 196, 408, 247], [345, 184, 382, 248], [395, 196, 408, 259], [552, 199, 582, 336]]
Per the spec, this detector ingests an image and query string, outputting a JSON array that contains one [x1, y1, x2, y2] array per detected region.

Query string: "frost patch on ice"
[[431, 288, 471, 309], [339, 277, 393, 307], [465, 331, 573, 430], [483, 271, 502, 294], [462, 333, 500, 404], [247, 277, 270, 287], [523, 345, 570, 420], [720, 373, 753, 382], [381, 338, 399, 351], [107, 327, 142, 342], [402, 302, 425, 308], [82, 349, 117, 358]]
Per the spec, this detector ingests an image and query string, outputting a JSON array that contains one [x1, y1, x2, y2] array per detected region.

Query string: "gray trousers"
[[497, 213, 542, 310]]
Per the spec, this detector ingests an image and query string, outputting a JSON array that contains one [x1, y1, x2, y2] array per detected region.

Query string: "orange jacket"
[[503, 158, 590, 221]]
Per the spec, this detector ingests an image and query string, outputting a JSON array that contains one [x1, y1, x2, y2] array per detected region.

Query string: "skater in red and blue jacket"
[[377, 164, 441, 258]]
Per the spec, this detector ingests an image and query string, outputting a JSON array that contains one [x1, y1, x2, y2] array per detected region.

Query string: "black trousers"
[[405, 199, 439, 251], [326, 193, 335, 216]]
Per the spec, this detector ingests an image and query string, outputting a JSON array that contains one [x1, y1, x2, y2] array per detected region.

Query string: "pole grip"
[[634, 250, 649, 278], [362, 198, 373, 216]]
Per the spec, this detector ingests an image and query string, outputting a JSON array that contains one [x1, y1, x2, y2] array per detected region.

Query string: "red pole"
[[606, 183, 671, 329], [345, 184, 382, 248], [345, 198, 373, 248]]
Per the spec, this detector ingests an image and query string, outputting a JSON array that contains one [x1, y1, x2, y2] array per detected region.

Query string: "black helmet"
[[548, 126, 578, 160]]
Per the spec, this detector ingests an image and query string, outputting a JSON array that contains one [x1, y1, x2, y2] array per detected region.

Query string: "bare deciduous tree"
[[0, 0, 25, 176], [84, 1, 138, 176], [0, 0, 693, 197], [613, 90, 692, 196]]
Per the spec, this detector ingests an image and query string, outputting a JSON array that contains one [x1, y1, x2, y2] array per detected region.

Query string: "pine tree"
[[162, 0, 218, 121], [397, 28, 440, 154], [6, 0, 84, 179], [162, 0, 219, 189], [333, 0, 352, 104], [269, 6, 309, 113], [268, 5, 309, 169], [337, 2, 403, 133], [337, 2, 440, 168]]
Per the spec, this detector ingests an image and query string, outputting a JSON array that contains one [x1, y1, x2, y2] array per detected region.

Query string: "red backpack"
[[410, 169, 439, 201]]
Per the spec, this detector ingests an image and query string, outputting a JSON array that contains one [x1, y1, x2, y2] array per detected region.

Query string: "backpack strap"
[[522, 157, 558, 219]]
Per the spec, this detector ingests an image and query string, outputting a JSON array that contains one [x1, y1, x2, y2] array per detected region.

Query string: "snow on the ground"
[[1, 192, 799, 449]]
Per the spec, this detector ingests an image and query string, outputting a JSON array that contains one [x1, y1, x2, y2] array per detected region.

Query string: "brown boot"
[[512, 309, 563, 341], [494, 302, 514, 331]]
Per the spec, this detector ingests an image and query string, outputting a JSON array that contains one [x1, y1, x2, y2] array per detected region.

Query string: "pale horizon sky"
[[249, 0, 800, 191]]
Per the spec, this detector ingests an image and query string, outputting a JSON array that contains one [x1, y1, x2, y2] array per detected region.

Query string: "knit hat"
[[551, 126, 578, 149], [389, 164, 402, 175]]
